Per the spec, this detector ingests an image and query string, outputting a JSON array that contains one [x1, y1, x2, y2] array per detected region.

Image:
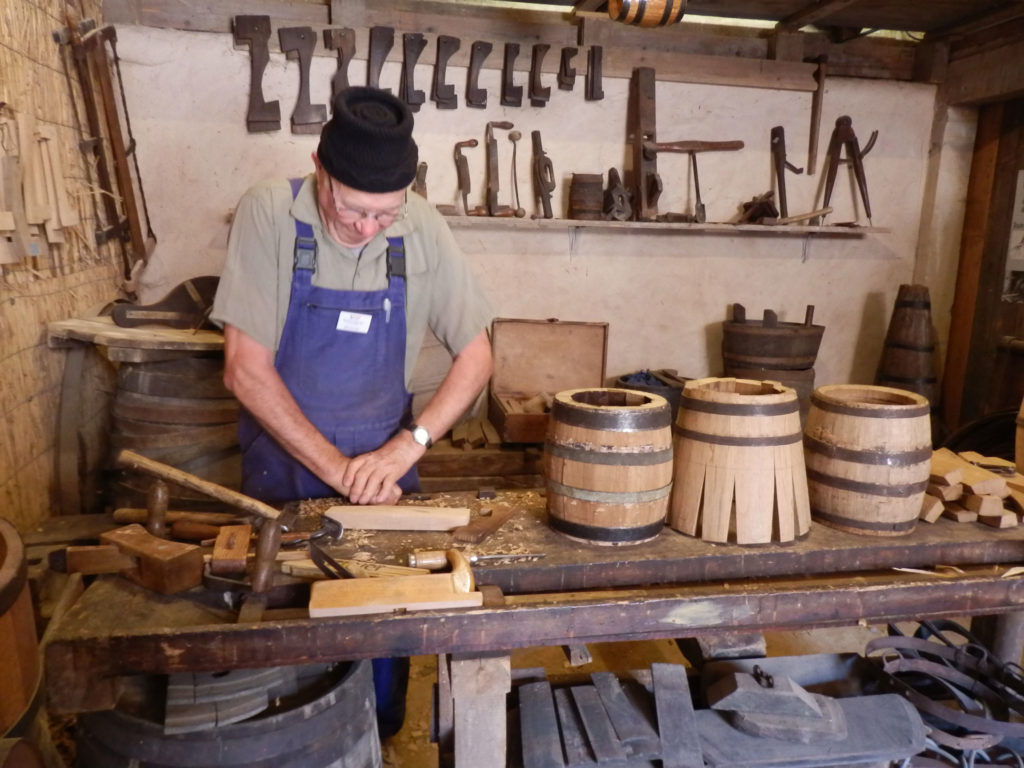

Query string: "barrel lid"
[[552, 387, 671, 431], [811, 385, 930, 418]]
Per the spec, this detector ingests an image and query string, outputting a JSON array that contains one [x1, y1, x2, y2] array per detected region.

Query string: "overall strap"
[[386, 236, 406, 284], [289, 178, 317, 272]]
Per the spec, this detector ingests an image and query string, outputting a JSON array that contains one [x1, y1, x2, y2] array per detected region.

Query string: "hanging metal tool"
[[770, 126, 803, 219], [509, 130, 525, 218], [640, 137, 744, 223], [586, 45, 605, 101], [807, 55, 827, 176], [529, 44, 551, 107], [367, 26, 394, 92], [432, 35, 460, 110], [279, 27, 327, 134], [501, 43, 523, 107], [603, 168, 631, 221], [454, 138, 479, 216], [232, 16, 280, 133], [689, 152, 706, 223], [466, 41, 492, 108], [822, 115, 877, 223], [558, 47, 578, 90], [323, 27, 355, 104], [399, 32, 427, 112], [531, 130, 555, 219], [486, 121, 515, 216]]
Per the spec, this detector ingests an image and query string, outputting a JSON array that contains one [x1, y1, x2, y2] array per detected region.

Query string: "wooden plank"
[[452, 655, 511, 768], [324, 504, 470, 531], [932, 448, 1007, 496], [47, 315, 224, 352], [590, 672, 659, 757], [651, 663, 704, 768], [945, 38, 1024, 105], [554, 686, 594, 768], [570, 685, 627, 762], [926, 481, 963, 501], [963, 494, 1006, 517], [518, 681, 565, 768], [919, 494, 945, 524], [308, 573, 482, 617]]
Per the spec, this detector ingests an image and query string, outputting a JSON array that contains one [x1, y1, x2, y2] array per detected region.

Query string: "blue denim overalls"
[[238, 178, 416, 738]]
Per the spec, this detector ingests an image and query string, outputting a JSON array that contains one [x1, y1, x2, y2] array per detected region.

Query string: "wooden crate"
[[488, 318, 608, 444]]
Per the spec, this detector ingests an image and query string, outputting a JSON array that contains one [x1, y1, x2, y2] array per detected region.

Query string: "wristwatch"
[[407, 423, 433, 449]]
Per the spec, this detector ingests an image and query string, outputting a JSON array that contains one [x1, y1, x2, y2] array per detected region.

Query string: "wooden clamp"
[[232, 16, 280, 133], [278, 26, 327, 134]]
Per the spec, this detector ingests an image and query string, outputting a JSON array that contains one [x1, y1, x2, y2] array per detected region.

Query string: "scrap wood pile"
[[449, 416, 503, 450], [920, 448, 1024, 528]]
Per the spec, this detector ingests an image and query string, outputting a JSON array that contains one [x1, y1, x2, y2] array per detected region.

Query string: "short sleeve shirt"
[[211, 175, 493, 385]]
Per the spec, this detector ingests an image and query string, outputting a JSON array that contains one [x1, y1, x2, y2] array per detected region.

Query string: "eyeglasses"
[[325, 174, 406, 227]]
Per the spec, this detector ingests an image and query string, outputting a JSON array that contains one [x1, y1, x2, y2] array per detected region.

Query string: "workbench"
[[42, 489, 1024, 765]]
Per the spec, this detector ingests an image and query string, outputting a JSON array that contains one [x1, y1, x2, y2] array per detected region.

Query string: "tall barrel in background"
[[669, 377, 811, 545], [544, 388, 673, 544], [0, 518, 39, 738], [608, 0, 687, 25], [804, 385, 931, 536], [875, 284, 939, 406]]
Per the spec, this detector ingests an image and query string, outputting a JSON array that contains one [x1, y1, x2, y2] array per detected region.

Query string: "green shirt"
[[211, 175, 493, 385]]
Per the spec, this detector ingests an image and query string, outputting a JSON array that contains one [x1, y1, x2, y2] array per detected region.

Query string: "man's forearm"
[[413, 329, 494, 442]]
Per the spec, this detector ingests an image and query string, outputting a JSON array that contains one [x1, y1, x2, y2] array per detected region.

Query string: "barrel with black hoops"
[[544, 388, 673, 545], [875, 284, 939, 405], [803, 384, 932, 536], [608, 0, 687, 26]]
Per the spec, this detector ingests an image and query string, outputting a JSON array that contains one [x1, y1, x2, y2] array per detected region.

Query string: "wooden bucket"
[[0, 518, 40, 737], [669, 378, 810, 545], [875, 284, 938, 405], [721, 304, 824, 370], [1017, 395, 1024, 474], [804, 384, 932, 536], [76, 661, 380, 767], [544, 388, 673, 544], [608, 0, 687, 26], [567, 173, 604, 220]]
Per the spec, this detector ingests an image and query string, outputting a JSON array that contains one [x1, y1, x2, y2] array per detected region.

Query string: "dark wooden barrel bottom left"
[[75, 661, 380, 768]]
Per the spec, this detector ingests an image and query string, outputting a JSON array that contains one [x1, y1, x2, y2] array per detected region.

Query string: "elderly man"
[[212, 86, 494, 737]]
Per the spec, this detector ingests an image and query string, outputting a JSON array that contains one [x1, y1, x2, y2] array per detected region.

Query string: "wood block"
[[308, 573, 482, 617], [210, 524, 252, 575], [63, 544, 136, 573], [480, 418, 502, 447], [99, 524, 203, 594], [963, 494, 1005, 517], [465, 418, 486, 448], [941, 504, 978, 524], [979, 512, 1018, 529], [652, 663, 704, 768], [591, 671, 660, 756], [932, 448, 1007, 496], [517, 681, 564, 768], [451, 421, 468, 447], [571, 684, 628, 762], [919, 494, 944, 524], [926, 482, 963, 501], [554, 686, 594, 767], [451, 506, 516, 544], [452, 656, 511, 768], [324, 504, 470, 531]]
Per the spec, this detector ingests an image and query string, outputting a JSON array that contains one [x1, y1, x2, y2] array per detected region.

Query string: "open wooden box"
[[488, 317, 609, 444]]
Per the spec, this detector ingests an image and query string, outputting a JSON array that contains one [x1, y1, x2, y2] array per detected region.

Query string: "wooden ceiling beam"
[[927, 1, 1024, 41], [775, 0, 863, 33]]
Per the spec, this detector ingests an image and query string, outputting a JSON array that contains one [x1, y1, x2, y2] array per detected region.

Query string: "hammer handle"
[[646, 140, 744, 154], [115, 449, 281, 521]]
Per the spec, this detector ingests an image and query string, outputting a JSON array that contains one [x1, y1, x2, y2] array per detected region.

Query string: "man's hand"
[[343, 431, 424, 505]]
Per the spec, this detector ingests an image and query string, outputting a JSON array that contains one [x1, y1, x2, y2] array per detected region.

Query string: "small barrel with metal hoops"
[[544, 388, 674, 545], [607, 0, 687, 26], [803, 384, 932, 536]]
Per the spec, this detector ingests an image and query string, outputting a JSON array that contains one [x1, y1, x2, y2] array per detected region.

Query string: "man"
[[211, 86, 494, 737]]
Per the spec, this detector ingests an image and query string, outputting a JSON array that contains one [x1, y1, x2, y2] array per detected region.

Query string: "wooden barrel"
[[875, 284, 938, 405], [804, 385, 931, 536], [76, 661, 380, 768], [544, 388, 673, 544], [1017, 396, 1024, 475], [669, 378, 810, 545], [721, 304, 824, 370], [0, 739, 45, 768], [567, 173, 604, 220], [0, 519, 40, 737], [722, 364, 815, 427], [608, 0, 687, 26]]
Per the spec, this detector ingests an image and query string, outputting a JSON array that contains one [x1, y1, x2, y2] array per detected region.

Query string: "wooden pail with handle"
[[544, 388, 673, 544], [0, 518, 39, 737], [608, 0, 687, 26], [669, 378, 810, 545], [804, 384, 931, 536]]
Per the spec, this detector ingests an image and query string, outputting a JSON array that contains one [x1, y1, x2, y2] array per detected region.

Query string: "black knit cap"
[[317, 87, 418, 193]]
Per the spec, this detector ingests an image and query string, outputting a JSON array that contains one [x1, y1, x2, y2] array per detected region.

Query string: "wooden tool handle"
[[645, 139, 744, 154], [452, 507, 517, 544], [408, 550, 450, 570], [115, 449, 281, 521]]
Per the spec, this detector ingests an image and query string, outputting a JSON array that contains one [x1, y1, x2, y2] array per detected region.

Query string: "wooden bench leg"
[[450, 653, 511, 768]]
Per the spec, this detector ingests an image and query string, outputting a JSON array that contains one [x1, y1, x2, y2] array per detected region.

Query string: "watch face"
[[412, 425, 430, 446]]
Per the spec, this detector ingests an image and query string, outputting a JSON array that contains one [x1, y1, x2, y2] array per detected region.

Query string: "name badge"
[[336, 311, 372, 334]]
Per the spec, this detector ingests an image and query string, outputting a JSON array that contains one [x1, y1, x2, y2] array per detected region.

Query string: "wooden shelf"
[[443, 216, 888, 236]]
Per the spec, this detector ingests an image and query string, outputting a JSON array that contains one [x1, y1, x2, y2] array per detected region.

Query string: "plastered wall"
[[117, 24, 975, 396]]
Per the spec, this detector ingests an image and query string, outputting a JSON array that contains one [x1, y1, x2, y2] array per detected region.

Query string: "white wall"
[[117, 24, 974, 393]]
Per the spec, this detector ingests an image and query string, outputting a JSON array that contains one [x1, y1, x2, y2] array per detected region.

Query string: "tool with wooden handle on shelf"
[[531, 130, 555, 219]]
